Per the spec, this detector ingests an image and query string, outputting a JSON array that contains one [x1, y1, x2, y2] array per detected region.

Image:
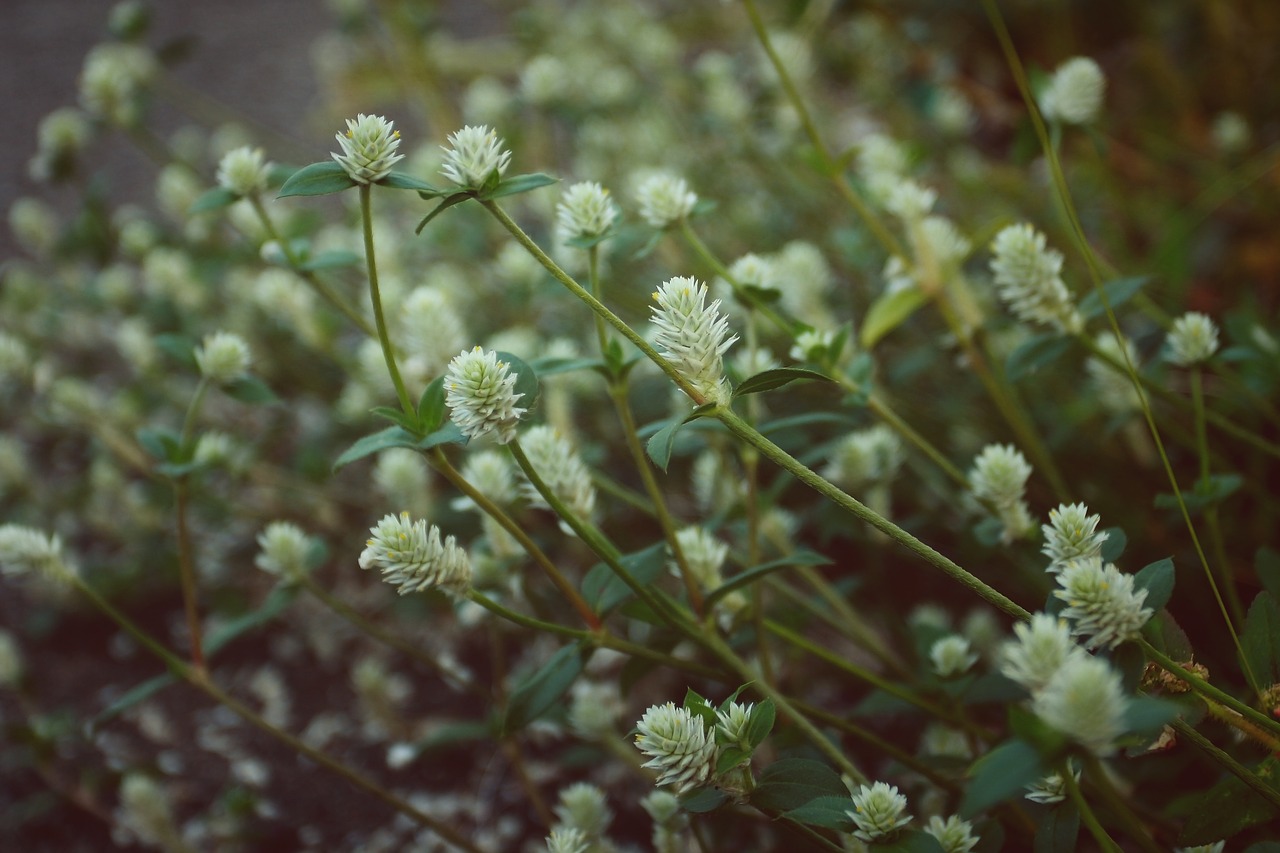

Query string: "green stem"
[[1082, 755, 1161, 853], [717, 407, 1030, 620], [69, 575, 484, 852], [1061, 761, 1122, 853], [179, 377, 211, 454], [173, 481, 205, 674], [1169, 717, 1280, 810], [1140, 640, 1280, 738], [360, 183, 414, 416], [766, 574, 909, 678], [1192, 368, 1246, 629]]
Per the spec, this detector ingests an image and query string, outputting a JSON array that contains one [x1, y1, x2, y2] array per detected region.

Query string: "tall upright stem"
[[360, 184, 414, 416]]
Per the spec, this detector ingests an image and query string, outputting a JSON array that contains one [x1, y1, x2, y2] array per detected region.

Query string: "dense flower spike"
[[930, 635, 978, 677], [440, 125, 512, 189], [552, 782, 613, 842], [634, 172, 698, 229], [634, 702, 718, 794], [254, 522, 313, 581], [518, 424, 598, 524], [823, 424, 904, 489], [194, 331, 251, 384], [358, 512, 471, 596], [924, 815, 980, 853], [715, 700, 754, 749], [847, 781, 912, 842], [445, 346, 527, 444], [969, 443, 1035, 541], [1054, 557, 1152, 649], [1032, 654, 1127, 754], [544, 826, 588, 853], [672, 526, 728, 590], [650, 275, 738, 404], [1041, 57, 1106, 125], [332, 114, 404, 184], [0, 525, 74, 583], [1042, 503, 1109, 571], [1166, 312, 1220, 367], [999, 613, 1086, 693], [1025, 765, 1079, 804], [216, 146, 271, 197], [989, 224, 1083, 334], [556, 181, 618, 242]]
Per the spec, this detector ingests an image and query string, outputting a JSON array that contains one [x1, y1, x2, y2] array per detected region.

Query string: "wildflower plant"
[[5, 2, 1280, 851]]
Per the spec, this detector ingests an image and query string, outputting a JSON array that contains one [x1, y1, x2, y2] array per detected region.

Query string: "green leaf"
[[745, 699, 776, 749], [371, 405, 421, 434], [153, 333, 198, 369], [1242, 592, 1280, 685], [277, 161, 357, 198], [1257, 547, 1280, 602], [415, 422, 467, 451], [1154, 473, 1243, 512], [495, 351, 541, 415], [379, 171, 442, 193], [1121, 696, 1180, 738], [734, 367, 835, 396], [1132, 557, 1174, 613], [644, 404, 716, 472], [414, 193, 471, 234], [1033, 803, 1080, 853], [136, 426, 183, 463], [189, 186, 238, 214], [299, 250, 360, 271], [705, 549, 833, 608], [564, 228, 618, 250], [1079, 276, 1149, 320], [860, 286, 929, 349], [1177, 756, 1280, 846], [502, 641, 592, 734], [680, 788, 729, 813], [528, 356, 605, 377], [580, 542, 667, 614], [1006, 333, 1072, 382], [478, 172, 559, 200], [782, 795, 855, 831], [750, 758, 848, 813], [1142, 609, 1194, 660], [1100, 527, 1127, 562], [714, 746, 751, 776], [959, 739, 1048, 818], [416, 377, 447, 433], [223, 375, 279, 405], [203, 584, 299, 656], [333, 426, 420, 470], [88, 673, 178, 734]]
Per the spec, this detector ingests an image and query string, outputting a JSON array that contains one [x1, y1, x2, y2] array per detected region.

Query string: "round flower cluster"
[[440, 125, 512, 190], [650, 276, 738, 405], [847, 781, 912, 842], [332, 114, 404, 184], [633, 702, 718, 794], [216, 146, 271, 197], [445, 346, 527, 444], [989, 223, 1083, 334], [358, 512, 471, 596], [194, 331, 251, 384]]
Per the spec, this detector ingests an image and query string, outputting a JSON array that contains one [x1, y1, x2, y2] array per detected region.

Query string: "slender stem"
[[678, 221, 795, 333], [248, 193, 376, 337], [766, 574, 908, 677], [1192, 367, 1246, 629], [69, 575, 485, 852], [1062, 762, 1122, 853], [1082, 755, 1161, 853], [428, 448, 603, 631], [587, 245, 610, 356], [360, 184, 415, 416], [717, 407, 1030, 620], [1140, 641, 1280, 739], [179, 377, 211, 454], [1169, 717, 1280, 809], [173, 481, 205, 674]]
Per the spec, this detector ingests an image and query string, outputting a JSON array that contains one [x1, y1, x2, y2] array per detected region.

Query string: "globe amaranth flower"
[[634, 172, 697, 229], [1032, 654, 1128, 755], [1042, 502, 1108, 571], [847, 781, 912, 842], [194, 331, 251, 384], [544, 826, 588, 853], [999, 613, 1087, 694], [358, 512, 471, 596], [1054, 557, 1152, 649], [715, 700, 755, 751], [553, 782, 612, 842], [440, 125, 511, 190], [1166, 312, 1220, 367], [518, 424, 597, 526], [930, 635, 979, 678], [332, 114, 404, 184], [672, 526, 728, 590], [969, 443, 1036, 542], [216, 146, 271, 197], [255, 521, 314, 581], [924, 815, 980, 853], [650, 275, 738, 405], [0, 525, 75, 583], [634, 702, 718, 794], [989, 224, 1083, 334], [1041, 57, 1106, 125], [556, 181, 617, 242], [1024, 764, 1079, 804], [445, 346, 527, 444], [823, 424, 904, 490]]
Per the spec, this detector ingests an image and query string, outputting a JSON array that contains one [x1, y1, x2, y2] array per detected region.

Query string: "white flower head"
[[673, 526, 728, 590], [544, 826, 588, 853], [634, 702, 718, 794], [445, 346, 527, 444], [1042, 503, 1108, 571], [194, 331, 251, 384], [1054, 557, 1152, 649], [358, 512, 471, 596], [440, 125, 511, 190], [925, 814, 979, 853], [216, 146, 271, 197], [453, 450, 517, 510], [556, 181, 618, 242], [989, 224, 1082, 334], [969, 443, 1032, 507], [1166, 312, 1220, 367], [885, 179, 937, 222], [930, 635, 979, 678], [0, 525, 75, 584], [1042, 57, 1106, 125], [1032, 654, 1128, 755], [518, 425, 598, 525], [255, 522, 314, 581], [332, 114, 405, 184], [999, 613, 1087, 693], [553, 782, 612, 841], [1025, 763, 1080, 804], [848, 781, 912, 842], [650, 276, 738, 404], [634, 172, 698, 229], [823, 425, 904, 489]]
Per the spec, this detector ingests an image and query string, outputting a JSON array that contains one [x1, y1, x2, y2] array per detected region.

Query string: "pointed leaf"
[[706, 549, 833, 608], [494, 351, 541, 415], [781, 795, 855, 831], [959, 739, 1048, 817], [745, 699, 775, 749], [1132, 557, 1174, 614], [528, 356, 605, 377], [1033, 803, 1080, 853], [860, 286, 929, 349], [278, 161, 357, 197], [680, 788, 730, 813], [1242, 592, 1280, 685], [1006, 333, 1072, 381], [153, 333, 198, 369], [750, 758, 847, 813], [581, 542, 667, 614], [643, 402, 721, 472], [502, 641, 592, 734], [1079, 276, 1149, 320], [203, 584, 299, 656], [223, 375, 278, 405], [735, 367, 835, 396], [416, 376, 447, 433], [1177, 756, 1280, 846], [1121, 696, 1180, 738], [333, 426, 420, 470], [479, 172, 559, 200], [874, 831, 946, 853], [379, 171, 442, 193], [89, 673, 178, 734], [136, 426, 183, 463], [371, 405, 421, 433], [1100, 527, 1127, 562], [414, 193, 471, 234], [416, 422, 468, 451], [1257, 547, 1280, 602], [715, 746, 751, 776], [189, 186, 238, 214]]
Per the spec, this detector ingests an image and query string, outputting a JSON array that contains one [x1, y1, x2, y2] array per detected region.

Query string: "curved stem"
[[1140, 641, 1280, 739], [1062, 761, 1122, 853], [1082, 755, 1161, 853], [360, 183, 414, 416]]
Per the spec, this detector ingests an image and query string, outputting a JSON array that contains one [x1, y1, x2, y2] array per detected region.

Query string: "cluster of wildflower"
[[1166, 312, 1220, 367], [357, 512, 471, 596], [1054, 556, 1152, 649], [518, 425, 598, 527], [1041, 502, 1109, 570], [1085, 332, 1144, 414], [254, 522, 315, 582], [989, 224, 1083, 334], [925, 815, 980, 853], [194, 331, 251, 384], [1040, 56, 1106, 125], [633, 702, 718, 794], [544, 782, 613, 853], [0, 524, 74, 584], [968, 444, 1035, 541], [634, 172, 697, 229], [445, 346, 527, 444], [216, 146, 271, 197], [847, 781, 912, 842], [78, 43, 156, 126], [650, 275, 738, 405], [332, 114, 404, 184], [440, 125, 512, 190], [930, 635, 979, 678], [822, 424, 904, 491], [556, 181, 618, 242]]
